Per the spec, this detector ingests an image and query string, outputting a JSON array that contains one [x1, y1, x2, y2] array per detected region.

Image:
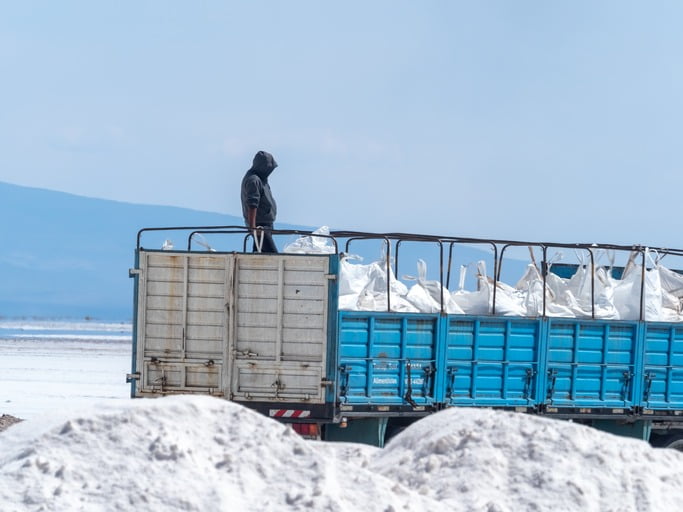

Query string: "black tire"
[[384, 417, 418, 444], [651, 431, 683, 451]]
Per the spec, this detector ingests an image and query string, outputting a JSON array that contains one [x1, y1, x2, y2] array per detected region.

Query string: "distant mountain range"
[[0, 182, 519, 321], [0, 181, 248, 320]]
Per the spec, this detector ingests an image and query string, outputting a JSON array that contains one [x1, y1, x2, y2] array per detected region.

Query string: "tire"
[[384, 417, 418, 444], [651, 431, 683, 451]]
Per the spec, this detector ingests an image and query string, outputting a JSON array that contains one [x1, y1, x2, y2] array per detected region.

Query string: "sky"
[[2, 393, 683, 510], [2, 2, 683, 247]]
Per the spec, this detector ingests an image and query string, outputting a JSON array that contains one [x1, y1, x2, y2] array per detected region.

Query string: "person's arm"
[[244, 175, 261, 229], [247, 207, 257, 230]]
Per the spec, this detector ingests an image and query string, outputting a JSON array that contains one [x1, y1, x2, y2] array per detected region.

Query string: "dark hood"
[[249, 151, 278, 180]]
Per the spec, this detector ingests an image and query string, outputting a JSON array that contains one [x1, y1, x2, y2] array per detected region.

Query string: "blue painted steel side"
[[338, 312, 439, 406], [642, 323, 683, 409], [442, 317, 542, 406], [325, 255, 340, 405], [544, 319, 638, 408]]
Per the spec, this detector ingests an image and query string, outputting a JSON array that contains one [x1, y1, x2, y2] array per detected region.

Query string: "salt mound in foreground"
[[372, 407, 683, 512], [3, 396, 683, 512], [0, 395, 432, 511]]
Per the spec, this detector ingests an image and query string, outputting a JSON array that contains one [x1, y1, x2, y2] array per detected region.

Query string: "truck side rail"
[[135, 225, 683, 322]]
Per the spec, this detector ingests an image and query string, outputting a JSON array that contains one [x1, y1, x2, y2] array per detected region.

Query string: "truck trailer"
[[127, 226, 683, 448]]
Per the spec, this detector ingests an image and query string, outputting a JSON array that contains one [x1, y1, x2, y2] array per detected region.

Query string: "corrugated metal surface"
[[545, 320, 638, 407], [229, 255, 330, 403], [134, 251, 331, 403], [443, 318, 541, 406], [338, 312, 438, 405], [642, 324, 683, 409], [135, 252, 229, 394], [231, 254, 329, 403]]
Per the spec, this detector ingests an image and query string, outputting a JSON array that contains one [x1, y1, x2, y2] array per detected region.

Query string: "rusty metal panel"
[[134, 250, 330, 404], [231, 363, 323, 401], [143, 361, 223, 394], [135, 251, 231, 395], [229, 254, 329, 403]]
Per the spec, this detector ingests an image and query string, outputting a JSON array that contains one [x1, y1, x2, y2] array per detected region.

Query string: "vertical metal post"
[[446, 242, 455, 289], [542, 246, 548, 318], [385, 238, 392, 312], [588, 249, 596, 320], [639, 249, 646, 322], [438, 241, 444, 314]]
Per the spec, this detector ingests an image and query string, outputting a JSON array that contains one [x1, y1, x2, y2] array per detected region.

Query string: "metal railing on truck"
[[136, 224, 683, 322]]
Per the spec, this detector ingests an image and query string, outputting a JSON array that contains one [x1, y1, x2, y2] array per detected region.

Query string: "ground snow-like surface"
[[372, 408, 683, 511], [1, 396, 683, 512]]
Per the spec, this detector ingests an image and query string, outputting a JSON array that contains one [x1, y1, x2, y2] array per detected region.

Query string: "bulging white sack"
[[492, 281, 526, 316], [406, 260, 464, 314], [339, 255, 374, 296], [339, 255, 412, 312], [451, 262, 491, 315], [357, 290, 419, 313], [612, 251, 663, 321], [283, 226, 335, 254]]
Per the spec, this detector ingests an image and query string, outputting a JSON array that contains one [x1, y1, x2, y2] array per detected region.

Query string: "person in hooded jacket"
[[241, 150, 279, 253]]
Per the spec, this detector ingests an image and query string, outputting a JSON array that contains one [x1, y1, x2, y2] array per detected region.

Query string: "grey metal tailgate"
[[229, 254, 330, 403], [133, 250, 331, 404]]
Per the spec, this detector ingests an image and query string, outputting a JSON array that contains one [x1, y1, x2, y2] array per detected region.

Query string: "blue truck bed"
[[336, 312, 683, 416]]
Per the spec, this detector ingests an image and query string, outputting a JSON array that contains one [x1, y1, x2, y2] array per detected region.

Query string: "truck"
[[127, 225, 683, 449]]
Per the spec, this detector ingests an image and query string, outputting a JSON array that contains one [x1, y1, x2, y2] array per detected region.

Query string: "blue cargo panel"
[[642, 324, 683, 410], [545, 320, 638, 408], [338, 312, 438, 406], [442, 317, 541, 406]]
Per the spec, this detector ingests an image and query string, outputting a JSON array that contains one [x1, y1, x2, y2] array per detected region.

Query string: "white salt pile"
[[1, 395, 683, 511], [372, 408, 683, 511]]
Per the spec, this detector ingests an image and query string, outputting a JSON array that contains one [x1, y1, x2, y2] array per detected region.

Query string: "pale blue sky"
[[2, 1, 683, 246]]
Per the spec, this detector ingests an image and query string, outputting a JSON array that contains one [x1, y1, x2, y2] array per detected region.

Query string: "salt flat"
[[0, 321, 131, 419]]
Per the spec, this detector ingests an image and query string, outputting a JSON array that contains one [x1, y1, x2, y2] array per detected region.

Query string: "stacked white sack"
[[339, 257, 418, 313], [282, 230, 683, 321], [283, 226, 336, 254], [339, 255, 683, 322]]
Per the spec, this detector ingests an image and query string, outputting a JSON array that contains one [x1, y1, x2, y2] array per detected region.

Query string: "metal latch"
[[272, 378, 285, 399], [404, 360, 418, 408], [235, 349, 258, 358], [524, 368, 537, 400], [643, 372, 655, 402], [546, 368, 558, 401], [128, 268, 141, 278], [126, 372, 141, 383], [338, 365, 352, 402], [324, 273, 337, 280]]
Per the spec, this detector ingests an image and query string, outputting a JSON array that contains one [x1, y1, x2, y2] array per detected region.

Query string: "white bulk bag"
[[283, 226, 336, 254], [612, 250, 663, 321], [451, 261, 491, 315], [406, 259, 463, 314], [492, 280, 526, 316], [565, 265, 619, 319], [658, 265, 683, 320], [356, 289, 418, 313], [339, 255, 373, 296], [355, 260, 414, 312]]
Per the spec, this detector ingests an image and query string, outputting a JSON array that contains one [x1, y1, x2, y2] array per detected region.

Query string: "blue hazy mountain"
[[0, 181, 523, 321], [0, 181, 248, 320]]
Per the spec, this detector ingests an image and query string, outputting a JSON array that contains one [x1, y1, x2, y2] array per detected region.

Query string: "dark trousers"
[[252, 224, 278, 253]]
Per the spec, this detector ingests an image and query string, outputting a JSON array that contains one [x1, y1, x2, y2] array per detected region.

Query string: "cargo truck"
[[127, 226, 683, 449]]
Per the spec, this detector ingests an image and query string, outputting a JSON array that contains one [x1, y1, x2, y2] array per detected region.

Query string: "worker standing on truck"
[[241, 150, 279, 253]]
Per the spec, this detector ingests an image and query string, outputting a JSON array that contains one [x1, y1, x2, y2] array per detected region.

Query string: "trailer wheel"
[[651, 432, 683, 451], [384, 417, 419, 444]]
